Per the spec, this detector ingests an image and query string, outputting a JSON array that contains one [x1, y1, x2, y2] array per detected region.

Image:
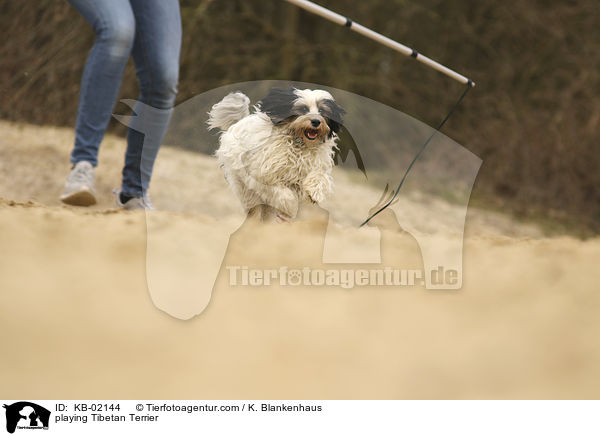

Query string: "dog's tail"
[[207, 92, 251, 131]]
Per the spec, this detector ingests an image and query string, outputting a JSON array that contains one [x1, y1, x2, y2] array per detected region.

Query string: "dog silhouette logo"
[[3, 402, 50, 434]]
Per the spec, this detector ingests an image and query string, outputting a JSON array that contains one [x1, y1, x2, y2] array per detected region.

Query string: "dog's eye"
[[319, 109, 334, 120], [295, 105, 309, 115], [318, 104, 333, 118]]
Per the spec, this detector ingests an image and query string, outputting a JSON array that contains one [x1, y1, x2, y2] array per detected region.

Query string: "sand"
[[1, 120, 599, 399]]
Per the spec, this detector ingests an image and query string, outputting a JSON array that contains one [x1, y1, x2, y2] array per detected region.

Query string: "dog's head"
[[258, 88, 345, 145]]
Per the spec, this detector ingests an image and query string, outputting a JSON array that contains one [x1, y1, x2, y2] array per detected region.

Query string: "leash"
[[359, 83, 473, 227]]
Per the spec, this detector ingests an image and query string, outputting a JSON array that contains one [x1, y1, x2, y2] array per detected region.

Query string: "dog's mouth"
[[304, 128, 319, 141]]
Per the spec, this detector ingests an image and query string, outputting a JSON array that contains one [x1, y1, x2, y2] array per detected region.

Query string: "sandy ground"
[[1, 120, 599, 399]]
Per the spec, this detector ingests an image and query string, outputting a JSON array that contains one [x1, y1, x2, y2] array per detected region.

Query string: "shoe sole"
[[61, 189, 97, 206]]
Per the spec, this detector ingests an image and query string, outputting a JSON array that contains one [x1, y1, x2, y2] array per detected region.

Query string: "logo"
[[3, 402, 50, 434]]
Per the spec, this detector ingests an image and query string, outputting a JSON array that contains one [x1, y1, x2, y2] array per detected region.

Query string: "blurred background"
[[1, 0, 599, 234]]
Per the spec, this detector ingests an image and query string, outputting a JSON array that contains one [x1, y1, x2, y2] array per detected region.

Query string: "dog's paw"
[[308, 190, 325, 204], [303, 172, 332, 204]]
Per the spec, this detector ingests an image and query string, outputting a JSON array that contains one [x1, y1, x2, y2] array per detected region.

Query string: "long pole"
[[283, 0, 474, 87]]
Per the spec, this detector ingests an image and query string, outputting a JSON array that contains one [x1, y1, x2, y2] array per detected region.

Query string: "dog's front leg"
[[268, 185, 299, 219], [240, 170, 298, 219], [303, 171, 333, 204]]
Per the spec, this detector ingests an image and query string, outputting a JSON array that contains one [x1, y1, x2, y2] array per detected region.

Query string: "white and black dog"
[[208, 88, 345, 220]]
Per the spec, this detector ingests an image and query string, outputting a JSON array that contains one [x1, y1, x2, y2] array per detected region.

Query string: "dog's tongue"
[[306, 129, 318, 139]]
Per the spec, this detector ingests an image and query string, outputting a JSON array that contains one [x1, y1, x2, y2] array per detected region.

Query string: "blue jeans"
[[67, 0, 181, 197]]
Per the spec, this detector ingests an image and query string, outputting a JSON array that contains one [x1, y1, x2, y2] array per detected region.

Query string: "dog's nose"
[[310, 119, 321, 127]]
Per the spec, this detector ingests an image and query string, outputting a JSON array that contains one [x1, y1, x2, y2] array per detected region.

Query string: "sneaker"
[[60, 161, 97, 206], [113, 189, 155, 211]]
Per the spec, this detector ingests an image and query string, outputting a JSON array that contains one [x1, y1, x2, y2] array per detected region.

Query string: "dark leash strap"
[[359, 81, 474, 227]]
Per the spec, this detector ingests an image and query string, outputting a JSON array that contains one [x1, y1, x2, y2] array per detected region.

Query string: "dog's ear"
[[257, 88, 297, 125], [320, 99, 346, 138]]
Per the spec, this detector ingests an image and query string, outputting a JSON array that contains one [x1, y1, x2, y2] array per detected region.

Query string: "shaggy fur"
[[208, 88, 345, 220]]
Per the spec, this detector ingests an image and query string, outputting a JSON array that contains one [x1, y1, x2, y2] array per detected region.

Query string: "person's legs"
[[120, 0, 181, 199], [67, 0, 136, 167]]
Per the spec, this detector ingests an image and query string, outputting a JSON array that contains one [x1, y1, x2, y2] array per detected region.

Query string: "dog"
[[208, 87, 345, 221]]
